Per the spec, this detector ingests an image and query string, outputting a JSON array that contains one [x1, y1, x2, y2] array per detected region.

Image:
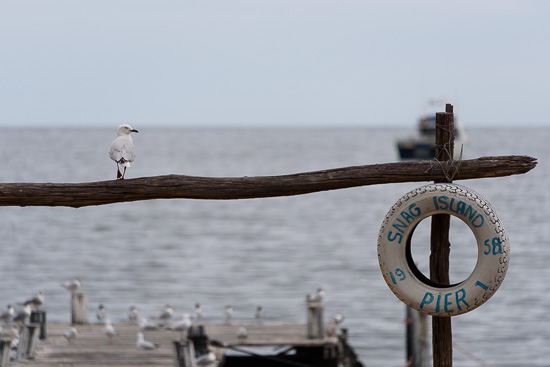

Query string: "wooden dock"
[[8, 321, 358, 367]]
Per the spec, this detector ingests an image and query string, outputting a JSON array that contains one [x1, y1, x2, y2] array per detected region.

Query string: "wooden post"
[[187, 325, 209, 357], [30, 310, 47, 340], [431, 103, 455, 366], [307, 301, 325, 339], [173, 340, 197, 367], [406, 307, 429, 367], [25, 323, 41, 359], [71, 293, 88, 325], [0, 338, 11, 367]]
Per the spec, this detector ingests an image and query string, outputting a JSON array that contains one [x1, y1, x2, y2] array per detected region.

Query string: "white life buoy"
[[377, 183, 509, 316]]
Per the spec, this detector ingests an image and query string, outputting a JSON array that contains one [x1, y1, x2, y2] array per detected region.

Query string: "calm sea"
[[0, 127, 548, 366]]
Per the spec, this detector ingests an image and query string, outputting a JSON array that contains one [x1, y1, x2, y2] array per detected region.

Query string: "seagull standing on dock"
[[237, 323, 248, 343], [170, 314, 192, 340], [61, 277, 82, 294], [104, 319, 118, 344], [224, 305, 233, 324], [194, 303, 202, 322], [139, 318, 161, 331], [128, 306, 140, 323], [64, 327, 78, 344], [96, 304, 107, 323], [0, 305, 15, 324], [109, 124, 139, 180], [12, 302, 32, 324], [136, 332, 159, 350], [255, 306, 264, 324], [157, 305, 175, 326]]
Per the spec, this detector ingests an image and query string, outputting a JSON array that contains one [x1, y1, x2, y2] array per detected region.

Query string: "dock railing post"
[[307, 301, 325, 339], [406, 306, 429, 367], [30, 310, 47, 340], [430, 103, 455, 366], [71, 293, 88, 325], [173, 340, 197, 367], [0, 337, 11, 367]]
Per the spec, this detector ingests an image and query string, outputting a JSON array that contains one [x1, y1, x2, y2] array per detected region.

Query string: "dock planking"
[[12, 321, 335, 367]]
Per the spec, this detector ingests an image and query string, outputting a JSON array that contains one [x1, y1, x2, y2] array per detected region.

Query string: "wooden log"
[[0, 155, 536, 208], [431, 105, 454, 367]]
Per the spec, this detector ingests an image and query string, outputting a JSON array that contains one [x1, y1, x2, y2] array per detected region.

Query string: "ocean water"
[[0, 127, 548, 366]]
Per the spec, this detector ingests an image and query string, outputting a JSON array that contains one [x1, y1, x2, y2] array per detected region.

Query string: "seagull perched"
[[237, 323, 248, 343], [12, 302, 33, 324], [156, 305, 175, 326], [61, 277, 82, 294], [26, 291, 45, 309], [0, 305, 15, 323], [307, 288, 326, 304], [224, 305, 233, 324], [255, 306, 264, 324], [96, 304, 107, 323], [104, 319, 118, 344], [196, 351, 217, 366], [109, 124, 139, 180], [170, 314, 192, 340], [136, 332, 159, 350], [139, 318, 161, 331], [326, 314, 345, 337], [194, 303, 202, 322], [128, 306, 140, 323], [64, 327, 78, 344]]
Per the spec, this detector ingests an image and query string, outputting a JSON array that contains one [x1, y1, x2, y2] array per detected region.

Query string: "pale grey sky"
[[0, 0, 548, 128]]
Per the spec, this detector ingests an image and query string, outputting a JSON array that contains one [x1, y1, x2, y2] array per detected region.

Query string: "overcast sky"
[[0, 0, 548, 128]]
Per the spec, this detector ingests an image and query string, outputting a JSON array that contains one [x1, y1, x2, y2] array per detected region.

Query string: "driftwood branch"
[[0, 155, 536, 208]]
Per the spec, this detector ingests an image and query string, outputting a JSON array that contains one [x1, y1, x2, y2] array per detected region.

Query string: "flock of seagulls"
[[2, 277, 343, 366]]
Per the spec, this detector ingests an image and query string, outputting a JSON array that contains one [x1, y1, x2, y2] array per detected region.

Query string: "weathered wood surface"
[[0, 156, 536, 208], [14, 322, 334, 367], [431, 107, 454, 367]]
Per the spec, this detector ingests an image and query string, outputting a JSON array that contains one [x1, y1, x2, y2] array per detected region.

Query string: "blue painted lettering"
[[420, 292, 434, 309], [455, 289, 469, 311], [475, 281, 488, 291], [387, 231, 403, 244], [444, 293, 454, 313]]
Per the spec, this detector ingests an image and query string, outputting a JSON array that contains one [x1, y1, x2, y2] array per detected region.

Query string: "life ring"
[[377, 183, 509, 316]]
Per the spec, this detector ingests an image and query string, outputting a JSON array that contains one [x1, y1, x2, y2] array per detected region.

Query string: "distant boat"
[[397, 114, 466, 160]]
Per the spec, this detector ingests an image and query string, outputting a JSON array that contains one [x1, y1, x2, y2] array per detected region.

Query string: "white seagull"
[[136, 332, 159, 350], [255, 306, 264, 324], [12, 302, 33, 324], [139, 317, 161, 331], [26, 291, 45, 308], [196, 351, 217, 366], [96, 304, 107, 323], [63, 327, 78, 344], [194, 303, 202, 322], [128, 306, 140, 323], [61, 277, 82, 294], [237, 323, 248, 343], [109, 124, 139, 180], [307, 287, 326, 303], [170, 313, 192, 340], [157, 304, 175, 326], [224, 305, 233, 324], [104, 319, 118, 344], [0, 305, 15, 323]]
